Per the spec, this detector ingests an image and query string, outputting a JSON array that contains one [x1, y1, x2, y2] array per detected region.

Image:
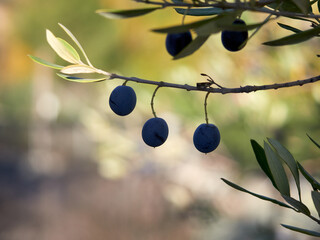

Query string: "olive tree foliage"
[[29, 0, 320, 237]]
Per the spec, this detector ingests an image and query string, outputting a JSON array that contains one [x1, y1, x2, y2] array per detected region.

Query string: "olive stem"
[[204, 92, 210, 124], [151, 84, 162, 118]]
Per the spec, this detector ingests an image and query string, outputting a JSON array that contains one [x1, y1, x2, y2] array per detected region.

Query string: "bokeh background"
[[1, 0, 320, 239]]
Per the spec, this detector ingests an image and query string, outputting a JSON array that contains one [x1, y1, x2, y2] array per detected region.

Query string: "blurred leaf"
[[307, 134, 320, 149], [318, 0, 320, 13], [281, 224, 320, 237], [263, 25, 320, 46], [297, 162, 320, 191], [282, 195, 310, 215], [194, 13, 237, 35], [312, 191, 320, 217], [173, 35, 209, 60], [291, 0, 310, 14], [268, 138, 301, 200], [250, 140, 277, 188], [28, 55, 64, 70], [221, 178, 294, 209], [152, 16, 217, 33], [57, 73, 108, 83], [175, 7, 232, 16], [264, 142, 290, 196], [61, 65, 97, 74], [197, 19, 269, 36], [46, 29, 81, 64], [59, 23, 93, 67], [277, 22, 302, 33], [96, 7, 161, 19]]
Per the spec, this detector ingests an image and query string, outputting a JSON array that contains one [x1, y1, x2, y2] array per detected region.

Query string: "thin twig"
[[109, 73, 320, 95], [133, 0, 320, 20]]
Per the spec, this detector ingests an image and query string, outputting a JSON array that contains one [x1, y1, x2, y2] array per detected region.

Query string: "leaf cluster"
[[96, 0, 320, 59], [223, 135, 320, 237]]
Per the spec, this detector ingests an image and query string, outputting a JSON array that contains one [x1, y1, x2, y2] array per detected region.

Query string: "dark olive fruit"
[[165, 31, 192, 57], [142, 117, 169, 147], [193, 123, 220, 153], [109, 85, 137, 116], [221, 19, 248, 52]]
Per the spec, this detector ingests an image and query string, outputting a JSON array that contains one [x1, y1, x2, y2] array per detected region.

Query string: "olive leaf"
[[282, 195, 310, 215], [264, 142, 290, 196], [174, 7, 232, 16], [57, 73, 108, 83], [307, 134, 320, 149], [263, 25, 320, 46], [173, 35, 210, 60], [268, 138, 301, 200], [96, 7, 161, 19], [281, 224, 320, 237], [46, 29, 81, 64], [28, 55, 64, 70], [58, 23, 93, 67], [311, 191, 320, 218], [221, 178, 294, 209], [297, 162, 320, 191], [250, 140, 277, 189], [60, 65, 97, 75], [277, 22, 302, 34]]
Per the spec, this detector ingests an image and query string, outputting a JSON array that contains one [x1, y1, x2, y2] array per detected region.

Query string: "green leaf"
[[277, 22, 302, 34], [311, 191, 320, 218], [28, 55, 64, 70], [61, 64, 97, 74], [307, 134, 320, 149], [281, 224, 320, 237], [282, 195, 310, 215], [221, 178, 294, 209], [250, 140, 277, 188], [297, 162, 320, 191], [291, 0, 310, 14], [268, 138, 301, 200], [152, 16, 217, 33], [57, 73, 108, 83], [46, 29, 81, 64], [175, 7, 231, 16], [59, 23, 93, 67], [96, 7, 161, 19], [263, 25, 320, 46], [264, 142, 290, 196], [173, 35, 209, 60]]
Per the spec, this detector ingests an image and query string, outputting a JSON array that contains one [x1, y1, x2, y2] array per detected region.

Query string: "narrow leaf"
[[46, 29, 81, 64], [291, 0, 310, 14], [28, 55, 64, 70], [61, 65, 97, 75], [312, 191, 320, 218], [263, 25, 320, 46], [268, 138, 301, 200], [250, 140, 277, 188], [175, 7, 231, 16], [277, 22, 302, 34], [307, 134, 320, 149], [173, 35, 209, 60], [152, 16, 217, 33], [264, 142, 290, 196], [59, 23, 93, 67], [221, 178, 294, 209], [282, 195, 310, 215], [281, 224, 320, 237], [57, 73, 108, 83], [96, 7, 160, 19], [297, 162, 320, 191]]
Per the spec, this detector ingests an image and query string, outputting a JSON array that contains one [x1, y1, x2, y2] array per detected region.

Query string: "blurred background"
[[1, 0, 320, 239]]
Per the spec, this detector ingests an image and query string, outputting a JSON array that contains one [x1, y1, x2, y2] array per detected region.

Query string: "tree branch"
[[109, 73, 320, 94], [133, 0, 320, 20]]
